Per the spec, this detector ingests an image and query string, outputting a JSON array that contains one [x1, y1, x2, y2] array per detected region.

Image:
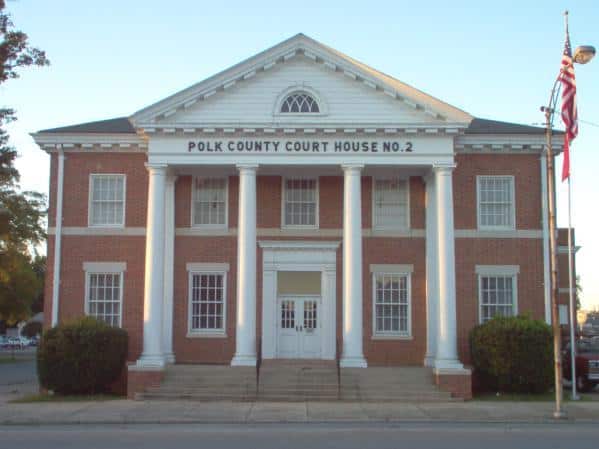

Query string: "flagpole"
[[567, 171, 578, 400]]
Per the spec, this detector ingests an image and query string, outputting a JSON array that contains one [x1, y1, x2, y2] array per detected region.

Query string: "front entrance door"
[[277, 295, 321, 358]]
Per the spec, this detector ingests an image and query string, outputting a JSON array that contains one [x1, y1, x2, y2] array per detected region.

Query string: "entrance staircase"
[[136, 361, 454, 402]]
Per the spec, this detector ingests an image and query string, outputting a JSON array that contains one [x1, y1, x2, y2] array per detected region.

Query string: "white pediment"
[[131, 34, 472, 131]]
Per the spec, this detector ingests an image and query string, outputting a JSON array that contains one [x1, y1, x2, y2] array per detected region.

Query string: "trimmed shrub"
[[21, 321, 42, 338], [37, 317, 128, 395], [470, 315, 553, 394]]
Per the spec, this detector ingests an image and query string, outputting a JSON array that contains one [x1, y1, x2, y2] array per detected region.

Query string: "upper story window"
[[373, 178, 409, 230], [477, 176, 515, 230], [280, 92, 320, 113], [89, 174, 125, 227], [282, 178, 318, 227], [192, 177, 228, 227]]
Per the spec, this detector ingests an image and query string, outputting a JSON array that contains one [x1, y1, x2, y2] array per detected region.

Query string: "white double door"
[[277, 295, 321, 358]]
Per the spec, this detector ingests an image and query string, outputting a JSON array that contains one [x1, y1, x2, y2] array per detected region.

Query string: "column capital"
[[432, 162, 456, 174], [341, 163, 364, 173], [165, 174, 178, 184], [145, 163, 168, 174], [236, 163, 259, 172]]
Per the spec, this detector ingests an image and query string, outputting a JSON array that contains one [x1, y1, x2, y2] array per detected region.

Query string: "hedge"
[[37, 317, 128, 395], [469, 315, 553, 394]]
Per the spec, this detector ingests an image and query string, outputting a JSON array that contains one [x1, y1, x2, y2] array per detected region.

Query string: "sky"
[[2, 0, 599, 309]]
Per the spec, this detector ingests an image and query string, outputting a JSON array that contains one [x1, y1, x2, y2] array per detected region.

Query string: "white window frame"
[[88, 174, 126, 228], [83, 262, 126, 327], [281, 177, 319, 229], [476, 265, 519, 324], [370, 264, 413, 339], [476, 175, 516, 230], [190, 176, 229, 229], [273, 86, 328, 117], [186, 263, 229, 338], [371, 177, 410, 231]]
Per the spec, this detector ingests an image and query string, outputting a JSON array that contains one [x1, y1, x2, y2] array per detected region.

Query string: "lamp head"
[[573, 45, 596, 64]]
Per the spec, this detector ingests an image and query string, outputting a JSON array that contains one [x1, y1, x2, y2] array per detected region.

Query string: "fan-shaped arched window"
[[280, 92, 320, 113]]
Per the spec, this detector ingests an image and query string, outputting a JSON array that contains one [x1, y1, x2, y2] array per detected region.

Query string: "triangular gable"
[[130, 34, 472, 128]]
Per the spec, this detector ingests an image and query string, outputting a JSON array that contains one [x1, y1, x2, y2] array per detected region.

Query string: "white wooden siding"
[[157, 57, 444, 126]]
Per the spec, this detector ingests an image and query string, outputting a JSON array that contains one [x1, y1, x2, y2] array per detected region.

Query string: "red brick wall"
[[58, 235, 146, 361], [61, 152, 148, 227], [46, 155, 549, 369], [454, 238, 545, 364], [454, 153, 542, 229]]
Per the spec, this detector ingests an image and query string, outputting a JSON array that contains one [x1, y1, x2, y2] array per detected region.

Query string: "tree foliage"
[[0, 1, 49, 325]]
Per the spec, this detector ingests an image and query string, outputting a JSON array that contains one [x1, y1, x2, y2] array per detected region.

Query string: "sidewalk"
[[1, 399, 599, 425]]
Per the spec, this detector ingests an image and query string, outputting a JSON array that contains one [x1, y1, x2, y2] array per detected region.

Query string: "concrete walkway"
[[1, 400, 599, 425]]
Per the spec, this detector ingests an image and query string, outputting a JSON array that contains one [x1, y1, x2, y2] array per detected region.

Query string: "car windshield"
[[578, 340, 599, 354]]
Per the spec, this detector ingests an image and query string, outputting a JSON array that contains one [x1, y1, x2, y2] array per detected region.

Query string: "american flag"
[[560, 23, 578, 181]]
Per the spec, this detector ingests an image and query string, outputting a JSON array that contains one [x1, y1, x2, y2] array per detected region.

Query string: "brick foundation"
[[126, 365, 164, 399], [434, 368, 473, 400]]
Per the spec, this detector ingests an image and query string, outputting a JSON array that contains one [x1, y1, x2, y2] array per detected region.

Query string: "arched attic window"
[[280, 92, 320, 113]]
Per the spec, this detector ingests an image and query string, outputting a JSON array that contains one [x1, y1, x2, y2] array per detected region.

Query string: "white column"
[[231, 164, 258, 366], [51, 147, 65, 327], [433, 164, 464, 371], [162, 174, 177, 364], [137, 163, 167, 368], [340, 164, 367, 368], [424, 173, 438, 367]]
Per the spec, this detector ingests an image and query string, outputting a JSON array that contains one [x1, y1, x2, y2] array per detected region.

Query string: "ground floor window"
[[476, 265, 519, 323], [188, 271, 227, 334], [85, 270, 123, 327], [372, 269, 411, 337]]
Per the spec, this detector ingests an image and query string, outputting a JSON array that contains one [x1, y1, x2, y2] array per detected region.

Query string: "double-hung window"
[[83, 262, 126, 327], [477, 176, 515, 229], [477, 265, 519, 323], [187, 263, 228, 336], [372, 178, 409, 229], [192, 177, 228, 227], [371, 265, 413, 337], [282, 178, 318, 227], [89, 174, 125, 226]]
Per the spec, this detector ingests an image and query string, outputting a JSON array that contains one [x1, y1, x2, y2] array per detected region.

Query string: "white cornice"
[[31, 133, 146, 153]]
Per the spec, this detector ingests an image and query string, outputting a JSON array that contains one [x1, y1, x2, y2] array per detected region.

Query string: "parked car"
[[0, 335, 8, 348], [563, 339, 599, 392]]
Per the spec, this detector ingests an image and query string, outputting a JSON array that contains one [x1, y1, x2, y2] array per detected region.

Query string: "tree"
[[0, 1, 49, 325]]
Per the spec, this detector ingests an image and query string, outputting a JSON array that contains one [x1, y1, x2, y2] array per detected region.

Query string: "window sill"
[[371, 334, 413, 341], [88, 224, 125, 229], [186, 332, 227, 339]]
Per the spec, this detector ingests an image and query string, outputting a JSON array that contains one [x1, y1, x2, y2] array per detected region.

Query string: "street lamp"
[[542, 14, 594, 419]]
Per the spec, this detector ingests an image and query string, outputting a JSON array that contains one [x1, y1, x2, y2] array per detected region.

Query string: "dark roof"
[[37, 117, 135, 134], [465, 118, 555, 135], [36, 116, 555, 136]]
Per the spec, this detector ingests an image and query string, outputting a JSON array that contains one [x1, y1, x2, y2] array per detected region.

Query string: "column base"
[[423, 354, 436, 367], [136, 353, 166, 369], [433, 357, 465, 371], [164, 353, 175, 364], [231, 354, 257, 366], [340, 356, 368, 368]]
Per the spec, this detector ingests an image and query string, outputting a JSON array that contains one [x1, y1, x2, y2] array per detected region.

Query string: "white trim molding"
[[186, 262, 230, 272], [83, 261, 127, 272], [369, 264, 414, 273]]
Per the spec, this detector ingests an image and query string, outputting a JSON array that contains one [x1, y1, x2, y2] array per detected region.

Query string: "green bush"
[[470, 315, 553, 394], [21, 321, 42, 338], [37, 317, 128, 395]]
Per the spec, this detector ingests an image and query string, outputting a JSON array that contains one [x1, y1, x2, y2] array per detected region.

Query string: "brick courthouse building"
[[33, 35, 573, 399]]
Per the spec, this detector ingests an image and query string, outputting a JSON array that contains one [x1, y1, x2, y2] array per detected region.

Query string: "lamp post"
[[541, 12, 594, 418]]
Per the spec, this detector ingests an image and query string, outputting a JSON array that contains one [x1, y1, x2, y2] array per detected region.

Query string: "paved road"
[[0, 422, 598, 449]]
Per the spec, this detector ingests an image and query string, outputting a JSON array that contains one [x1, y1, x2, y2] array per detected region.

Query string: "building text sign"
[[187, 139, 414, 154]]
